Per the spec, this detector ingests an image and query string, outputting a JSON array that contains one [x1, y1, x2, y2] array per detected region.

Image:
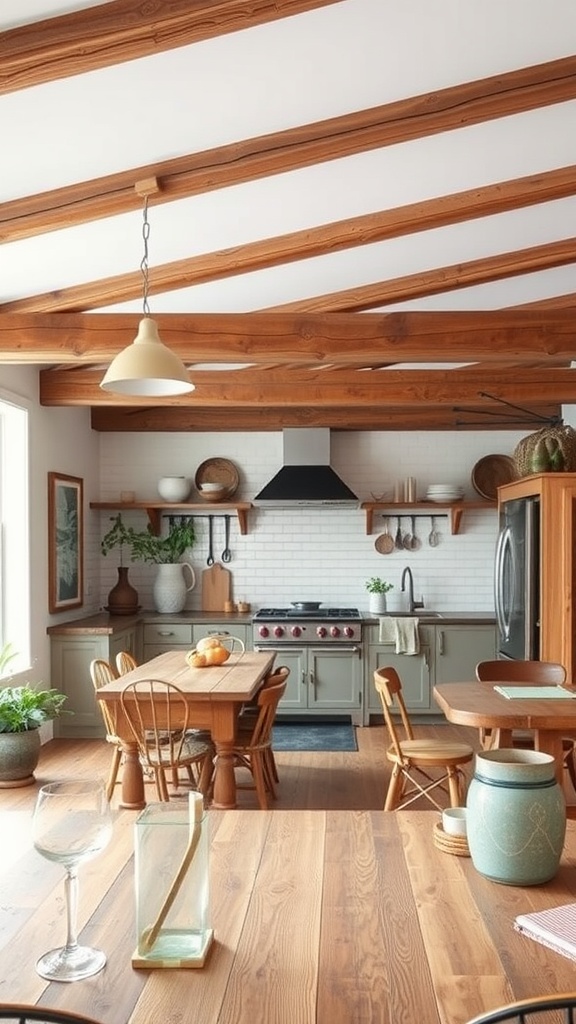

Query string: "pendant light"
[[100, 183, 194, 396]]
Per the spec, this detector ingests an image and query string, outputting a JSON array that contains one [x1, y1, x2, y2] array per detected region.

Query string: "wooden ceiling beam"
[[38, 365, 576, 407], [5, 167, 576, 314], [90, 404, 560, 432], [0, 0, 340, 96], [2, 310, 575, 364], [3, 56, 576, 243], [267, 236, 576, 313]]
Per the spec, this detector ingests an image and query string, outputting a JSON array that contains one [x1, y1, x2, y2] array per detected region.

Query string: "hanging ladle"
[[394, 516, 404, 550], [428, 516, 440, 547], [206, 516, 215, 566], [221, 514, 232, 563], [409, 515, 421, 550]]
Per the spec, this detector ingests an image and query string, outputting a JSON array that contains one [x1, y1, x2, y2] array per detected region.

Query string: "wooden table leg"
[[118, 740, 146, 810], [210, 705, 239, 810], [535, 730, 564, 785]]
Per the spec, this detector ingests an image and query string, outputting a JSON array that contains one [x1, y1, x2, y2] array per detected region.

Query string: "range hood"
[[254, 428, 358, 507]]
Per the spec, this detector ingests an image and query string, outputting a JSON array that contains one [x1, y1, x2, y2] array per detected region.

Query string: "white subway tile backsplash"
[[96, 429, 523, 614]]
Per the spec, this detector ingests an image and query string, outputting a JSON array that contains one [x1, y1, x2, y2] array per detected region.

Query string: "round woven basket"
[[513, 425, 576, 476]]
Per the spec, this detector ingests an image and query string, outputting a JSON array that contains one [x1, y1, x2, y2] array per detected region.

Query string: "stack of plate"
[[425, 484, 464, 503]]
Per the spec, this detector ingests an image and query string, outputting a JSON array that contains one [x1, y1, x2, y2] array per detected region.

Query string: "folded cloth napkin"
[[393, 617, 420, 655], [378, 616, 397, 644]]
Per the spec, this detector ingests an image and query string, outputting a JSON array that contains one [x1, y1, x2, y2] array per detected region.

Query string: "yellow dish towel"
[[394, 617, 420, 655]]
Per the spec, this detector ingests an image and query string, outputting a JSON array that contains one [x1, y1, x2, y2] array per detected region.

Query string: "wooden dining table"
[[434, 680, 576, 782], [96, 648, 276, 810], [6, 808, 576, 1024]]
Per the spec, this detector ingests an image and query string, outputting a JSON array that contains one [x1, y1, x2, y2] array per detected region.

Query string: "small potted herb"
[[365, 577, 394, 614]]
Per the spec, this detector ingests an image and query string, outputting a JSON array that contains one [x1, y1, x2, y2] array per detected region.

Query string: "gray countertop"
[[48, 609, 495, 635]]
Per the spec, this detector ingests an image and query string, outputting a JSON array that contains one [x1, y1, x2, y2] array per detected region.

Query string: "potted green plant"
[[0, 644, 71, 786], [104, 516, 197, 614], [365, 577, 394, 614]]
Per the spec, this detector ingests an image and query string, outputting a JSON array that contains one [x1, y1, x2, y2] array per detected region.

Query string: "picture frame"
[[48, 472, 84, 613]]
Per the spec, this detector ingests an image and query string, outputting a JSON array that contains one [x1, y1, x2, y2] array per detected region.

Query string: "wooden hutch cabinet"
[[498, 473, 576, 683]]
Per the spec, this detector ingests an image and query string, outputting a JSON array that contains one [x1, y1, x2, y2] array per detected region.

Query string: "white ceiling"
[[1, 0, 576, 430]]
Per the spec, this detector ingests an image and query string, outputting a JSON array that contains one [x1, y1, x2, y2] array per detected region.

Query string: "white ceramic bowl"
[[157, 476, 191, 502], [442, 807, 467, 836], [200, 482, 224, 492]]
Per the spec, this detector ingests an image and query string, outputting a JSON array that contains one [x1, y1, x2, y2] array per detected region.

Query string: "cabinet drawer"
[[143, 623, 193, 644]]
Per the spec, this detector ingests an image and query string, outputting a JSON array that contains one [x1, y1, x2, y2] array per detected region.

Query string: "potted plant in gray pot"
[[0, 643, 71, 787], [124, 518, 197, 614]]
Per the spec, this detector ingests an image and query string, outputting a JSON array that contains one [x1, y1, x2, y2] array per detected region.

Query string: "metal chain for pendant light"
[[140, 196, 151, 316]]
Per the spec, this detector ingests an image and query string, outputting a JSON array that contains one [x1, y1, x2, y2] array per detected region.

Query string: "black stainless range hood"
[[254, 428, 358, 507]]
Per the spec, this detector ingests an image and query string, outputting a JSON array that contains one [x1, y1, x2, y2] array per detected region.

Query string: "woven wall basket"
[[513, 424, 576, 476]]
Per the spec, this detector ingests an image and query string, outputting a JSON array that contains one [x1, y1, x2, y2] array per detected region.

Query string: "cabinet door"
[[51, 636, 108, 738], [434, 626, 496, 685], [268, 649, 307, 711], [367, 633, 434, 715], [307, 647, 363, 710], [143, 622, 193, 661]]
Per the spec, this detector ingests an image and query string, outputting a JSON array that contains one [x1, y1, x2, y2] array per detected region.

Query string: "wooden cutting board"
[[202, 563, 232, 612]]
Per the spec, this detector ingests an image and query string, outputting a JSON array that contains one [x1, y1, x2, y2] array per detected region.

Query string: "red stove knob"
[[291, 625, 302, 638], [316, 626, 327, 638], [273, 625, 284, 638], [330, 625, 341, 638], [258, 625, 270, 638], [343, 626, 354, 639]]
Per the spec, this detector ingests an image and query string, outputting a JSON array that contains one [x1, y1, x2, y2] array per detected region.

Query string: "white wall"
[[98, 428, 530, 614], [0, 366, 99, 690]]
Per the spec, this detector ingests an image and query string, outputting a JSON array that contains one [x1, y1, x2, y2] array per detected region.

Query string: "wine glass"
[[32, 778, 113, 981]]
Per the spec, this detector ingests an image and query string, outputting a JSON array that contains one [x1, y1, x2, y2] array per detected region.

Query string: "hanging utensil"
[[428, 516, 440, 547], [221, 514, 232, 562], [394, 516, 404, 550], [403, 517, 413, 550], [410, 515, 421, 550], [375, 517, 395, 554], [206, 516, 215, 566]]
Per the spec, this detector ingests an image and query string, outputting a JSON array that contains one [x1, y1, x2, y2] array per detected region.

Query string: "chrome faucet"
[[401, 566, 425, 614]]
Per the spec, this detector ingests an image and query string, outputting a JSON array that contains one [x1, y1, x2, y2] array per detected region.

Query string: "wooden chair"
[[464, 992, 576, 1023], [0, 1007, 104, 1024], [475, 660, 576, 791], [239, 666, 290, 783], [232, 676, 287, 809], [201, 633, 245, 653], [89, 658, 123, 802], [119, 678, 214, 801], [374, 666, 474, 811], [115, 650, 138, 675]]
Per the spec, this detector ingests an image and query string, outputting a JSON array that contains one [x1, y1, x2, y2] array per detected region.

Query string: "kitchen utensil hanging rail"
[[90, 501, 252, 535], [360, 500, 496, 536]]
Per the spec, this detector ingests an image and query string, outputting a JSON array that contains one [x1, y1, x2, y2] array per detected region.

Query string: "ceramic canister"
[[466, 748, 566, 886]]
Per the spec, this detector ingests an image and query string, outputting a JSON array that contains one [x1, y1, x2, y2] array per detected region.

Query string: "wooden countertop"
[[3, 809, 576, 1023]]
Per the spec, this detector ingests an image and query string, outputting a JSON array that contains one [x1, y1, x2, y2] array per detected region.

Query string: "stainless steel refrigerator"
[[494, 496, 540, 660]]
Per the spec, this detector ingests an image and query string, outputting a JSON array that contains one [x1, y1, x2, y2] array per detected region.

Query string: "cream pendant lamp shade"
[[100, 317, 194, 396]]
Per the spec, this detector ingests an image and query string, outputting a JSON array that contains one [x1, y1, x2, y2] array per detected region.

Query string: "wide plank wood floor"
[[4, 723, 575, 821]]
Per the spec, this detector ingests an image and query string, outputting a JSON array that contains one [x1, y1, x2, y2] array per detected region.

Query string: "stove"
[[253, 607, 362, 644]]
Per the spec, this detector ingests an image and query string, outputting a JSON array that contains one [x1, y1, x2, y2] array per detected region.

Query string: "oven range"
[[253, 607, 362, 644]]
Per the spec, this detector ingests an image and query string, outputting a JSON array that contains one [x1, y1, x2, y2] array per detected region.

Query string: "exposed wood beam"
[[5, 167, 576, 314], [266, 237, 576, 313], [38, 366, 576, 407], [90, 404, 560, 432], [3, 57, 576, 243], [2, 311, 575, 364], [0, 0, 340, 95]]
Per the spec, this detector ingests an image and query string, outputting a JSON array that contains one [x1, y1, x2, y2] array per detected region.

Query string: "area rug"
[[272, 722, 358, 752]]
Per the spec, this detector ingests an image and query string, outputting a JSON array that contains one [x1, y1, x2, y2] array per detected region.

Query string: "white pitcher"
[[153, 562, 196, 614]]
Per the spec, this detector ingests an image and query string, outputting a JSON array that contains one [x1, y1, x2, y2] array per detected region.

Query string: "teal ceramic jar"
[[466, 749, 566, 885]]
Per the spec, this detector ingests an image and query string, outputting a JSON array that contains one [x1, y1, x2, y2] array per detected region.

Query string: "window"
[[0, 394, 30, 673]]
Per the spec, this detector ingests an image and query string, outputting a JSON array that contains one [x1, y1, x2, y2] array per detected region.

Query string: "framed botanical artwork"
[[48, 472, 84, 613]]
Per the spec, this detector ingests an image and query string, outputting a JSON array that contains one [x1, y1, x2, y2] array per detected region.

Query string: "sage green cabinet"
[[192, 623, 251, 650], [365, 625, 435, 721], [142, 621, 251, 661], [50, 625, 139, 738], [266, 645, 363, 723], [365, 622, 496, 722]]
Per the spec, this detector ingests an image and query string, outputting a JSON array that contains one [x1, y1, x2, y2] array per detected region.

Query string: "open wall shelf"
[[90, 502, 252, 535], [360, 500, 496, 536]]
